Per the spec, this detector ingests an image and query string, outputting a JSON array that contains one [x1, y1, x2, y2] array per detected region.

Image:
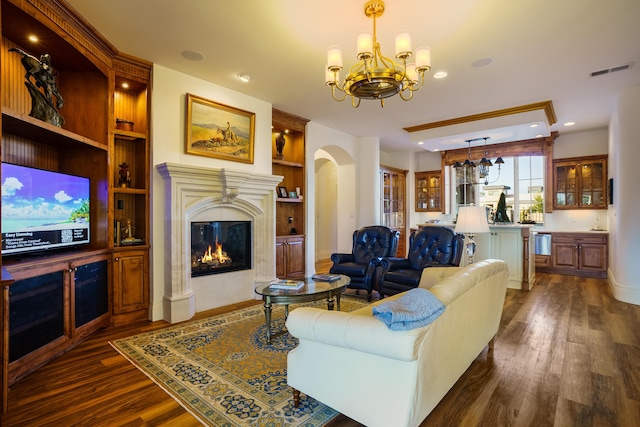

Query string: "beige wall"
[[150, 65, 273, 321], [608, 84, 640, 305]]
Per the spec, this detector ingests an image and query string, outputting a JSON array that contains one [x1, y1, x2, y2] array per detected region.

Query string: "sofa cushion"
[[286, 307, 429, 362], [430, 259, 505, 306], [418, 266, 462, 289], [372, 288, 445, 331]]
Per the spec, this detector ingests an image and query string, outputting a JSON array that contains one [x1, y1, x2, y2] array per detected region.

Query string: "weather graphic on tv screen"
[[1, 163, 90, 255]]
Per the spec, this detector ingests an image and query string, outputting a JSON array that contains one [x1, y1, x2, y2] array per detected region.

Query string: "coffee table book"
[[311, 274, 341, 282], [270, 279, 305, 290]]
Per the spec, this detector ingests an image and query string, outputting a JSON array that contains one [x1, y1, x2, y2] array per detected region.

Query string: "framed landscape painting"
[[185, 93, 255, 163]]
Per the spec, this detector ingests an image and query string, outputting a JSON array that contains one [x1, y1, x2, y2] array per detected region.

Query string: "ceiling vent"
[[590, 62, 634, 77]]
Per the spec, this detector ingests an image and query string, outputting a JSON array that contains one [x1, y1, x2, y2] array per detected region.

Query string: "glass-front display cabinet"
[[553, 156, 607, 209], [415, 170, 442, 212], [380, 166, 407, 257]]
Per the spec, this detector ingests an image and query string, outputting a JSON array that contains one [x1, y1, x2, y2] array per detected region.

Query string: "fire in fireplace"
[[191, 221, 252, 277]]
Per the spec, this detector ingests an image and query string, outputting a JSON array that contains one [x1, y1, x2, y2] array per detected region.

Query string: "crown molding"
[[404, 101, 557, 133]]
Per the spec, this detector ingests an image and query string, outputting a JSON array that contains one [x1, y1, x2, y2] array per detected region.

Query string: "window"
[[452, 155, 545, 224], [517, 156, 544, 223]]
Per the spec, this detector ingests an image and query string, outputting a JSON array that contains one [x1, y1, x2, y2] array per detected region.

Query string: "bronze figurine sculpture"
[[9, 47, 65, 126]]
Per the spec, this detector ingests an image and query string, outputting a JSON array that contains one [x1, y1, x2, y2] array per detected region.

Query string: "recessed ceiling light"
[[237, 74, 251, 83], [471, 58, 493, 68], [536, 134, 543, 138], [530, 124, 538, 128], [564, 121, 575, 127], [122, 82, 129, 89], [418, 141, 424, 145], [181, 50, 205, 61], [28, 34, 38, 43], [433, 71, 447, 79]]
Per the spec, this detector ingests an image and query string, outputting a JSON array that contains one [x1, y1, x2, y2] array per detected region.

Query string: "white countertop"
[[417, 222, 534, 229], [416, 223, 608, 233], [532, 228, 608, 234]]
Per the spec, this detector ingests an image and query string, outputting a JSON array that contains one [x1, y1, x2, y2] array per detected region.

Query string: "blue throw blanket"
[[372, 288, 446, 331]]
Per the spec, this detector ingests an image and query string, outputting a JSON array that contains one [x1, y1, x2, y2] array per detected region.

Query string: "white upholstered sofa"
[[286, 259, 509, 427]]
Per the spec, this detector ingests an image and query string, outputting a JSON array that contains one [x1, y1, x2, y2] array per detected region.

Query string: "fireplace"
[[157, 163, 282, 323], [191, 221, 252, 277]]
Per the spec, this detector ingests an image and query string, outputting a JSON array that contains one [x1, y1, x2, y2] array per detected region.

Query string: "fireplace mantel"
[[157, 163, 283, 322]]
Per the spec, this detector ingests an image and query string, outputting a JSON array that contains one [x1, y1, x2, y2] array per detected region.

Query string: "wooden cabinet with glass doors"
[[380, 166, 407, 257], [553, 155, 607, 209], [415, 170, 442, 212]]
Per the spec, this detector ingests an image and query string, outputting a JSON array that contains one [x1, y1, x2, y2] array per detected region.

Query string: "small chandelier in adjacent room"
[[453, 137, 504, 185], [453, 139, 476, 169], [325, 0, 431, 107], [478, 137, 504, 185]]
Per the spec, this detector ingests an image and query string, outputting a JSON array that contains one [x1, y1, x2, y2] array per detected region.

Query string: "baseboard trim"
[[607, 269, 640, 305]]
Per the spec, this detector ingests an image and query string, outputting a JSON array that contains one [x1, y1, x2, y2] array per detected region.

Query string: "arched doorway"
[[313, 146, 356, 263]]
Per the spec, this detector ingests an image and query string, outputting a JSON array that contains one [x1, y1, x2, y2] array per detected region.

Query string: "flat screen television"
[[2, 162, 90, 256]]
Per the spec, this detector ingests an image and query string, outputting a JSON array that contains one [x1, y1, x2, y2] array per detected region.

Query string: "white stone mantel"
[[157, 162, 283, 323]]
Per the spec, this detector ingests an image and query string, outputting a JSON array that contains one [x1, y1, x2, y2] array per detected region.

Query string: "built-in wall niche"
[[1, 35, 109, 145], [190, 221, 252, 277], [114, 76, 148, 132], [1, 131, 110, 250], [113, 193, 146, 246]]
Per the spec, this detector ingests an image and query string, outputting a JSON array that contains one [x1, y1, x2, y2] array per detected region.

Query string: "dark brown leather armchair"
[[329, 225, 400, 301], [378, 226, 464, 298]]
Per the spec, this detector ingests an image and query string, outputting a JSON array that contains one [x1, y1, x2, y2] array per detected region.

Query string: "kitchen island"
[[418, 223, 535, 290], [474, 224, 535, 290]]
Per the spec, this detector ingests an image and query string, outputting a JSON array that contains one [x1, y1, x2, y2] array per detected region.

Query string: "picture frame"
[[185, 93, 255, 163], [278, 186, 289, 198], [289, 191, 298, 199]]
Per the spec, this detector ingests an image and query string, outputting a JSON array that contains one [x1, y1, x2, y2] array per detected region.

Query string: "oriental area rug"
[[110, 296, 368, 426]]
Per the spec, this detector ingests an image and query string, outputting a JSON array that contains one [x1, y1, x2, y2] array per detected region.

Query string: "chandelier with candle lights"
[[325, 0, 431, 107]]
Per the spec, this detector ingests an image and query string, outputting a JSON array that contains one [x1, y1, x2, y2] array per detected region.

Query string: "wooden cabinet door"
[[112, 250, 148, 319], [275, 239, 286, 278], [275, 237, 304, 278], [554, 162, 578, 208], [535, 255, 551, 268], [285, 237, 305, 277], [579, 243, 607, 272], [552, 242, 578, 269]]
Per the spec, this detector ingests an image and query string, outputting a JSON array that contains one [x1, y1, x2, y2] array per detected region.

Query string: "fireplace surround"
[[157, 163, 282, 323]]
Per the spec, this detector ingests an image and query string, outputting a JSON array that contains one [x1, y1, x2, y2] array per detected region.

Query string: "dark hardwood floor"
[[2, 264, 639, 426]]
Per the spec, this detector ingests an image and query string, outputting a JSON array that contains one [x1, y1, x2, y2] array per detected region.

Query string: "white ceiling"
[[65, 0, 640, 152]]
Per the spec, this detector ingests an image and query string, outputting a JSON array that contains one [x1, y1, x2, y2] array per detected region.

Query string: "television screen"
[[2, 163, 90, 256]]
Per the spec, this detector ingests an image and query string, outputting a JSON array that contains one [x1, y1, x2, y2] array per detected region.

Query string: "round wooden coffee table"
[[254, 275, 350, 343]]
